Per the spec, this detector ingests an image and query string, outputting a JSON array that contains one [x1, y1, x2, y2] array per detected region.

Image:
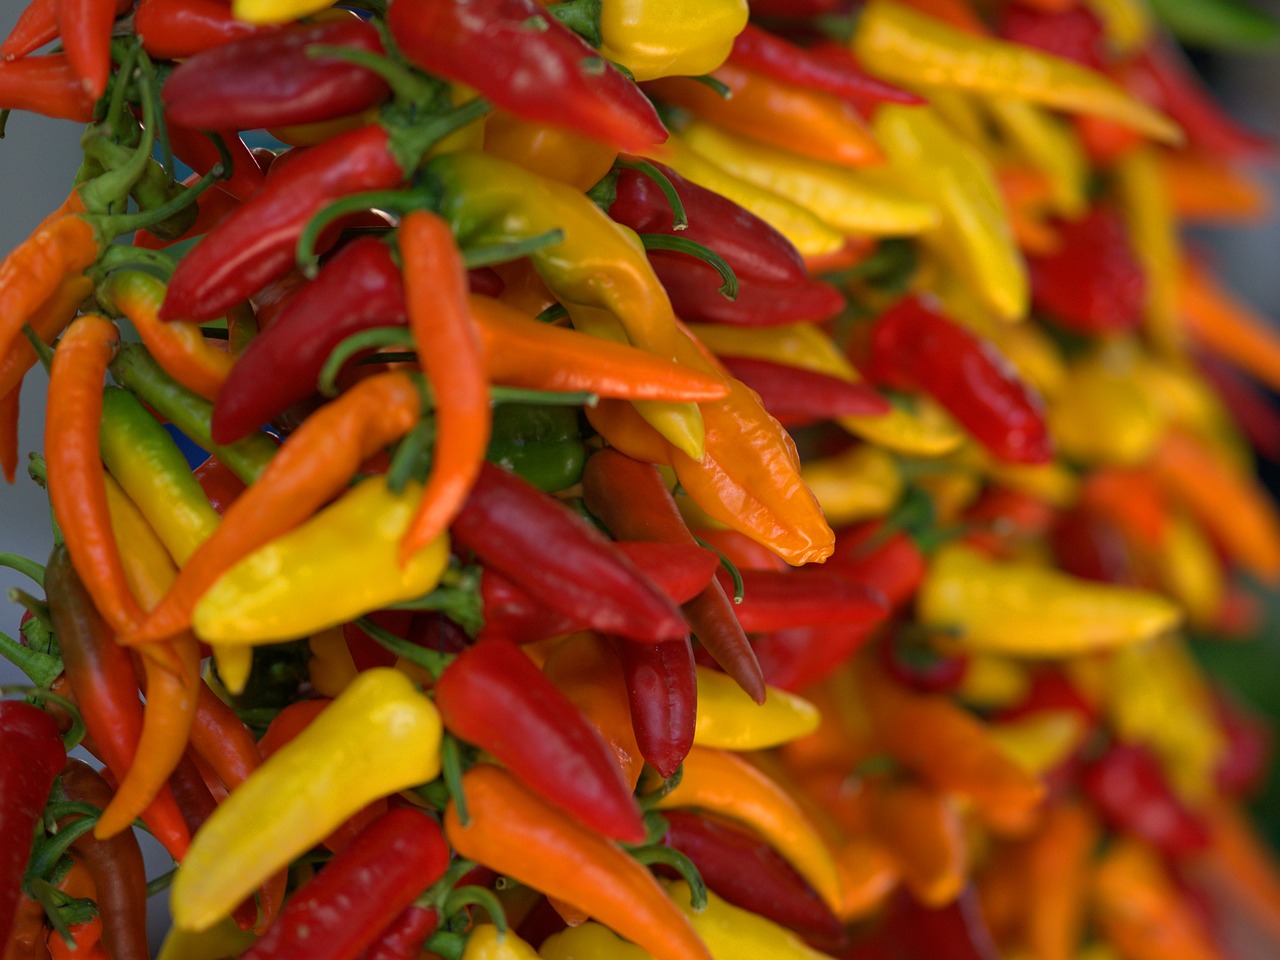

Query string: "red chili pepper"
[[608, 161, 845, 326], [44, 545, 190, 861], [166, 123, 267, 203], [162, 125, 406, 321], [1050, 506, 1138, 586], [1, 0, 60, 59], [1027, 205, 1146, 335], [163, 20, 389, 131], [0, 390, 18, 485], [478, 540, 721, 643], [134, 0, 272, 59], [1194, 352, 1280, 463], [997, 5, 1107, 70], [192, 455, 248, 515], [724, 568, 887, 633], [241, 807, 450, 960], [437, 639, 647, 842], [719, 357, 890, 426], [876, 629, 969, 695], [826, 521, 928, 613], [188, 680, 262, 794], [863, 297, 1052, 464], [661, 810, 847, 952], [729, 24, 923, 108], [961, 486, 1058, 558], [612, 635, 696, 779], [58, 0, 121, 99], [1082, 743, 1211, 859], [752, 620, 880, 692], [387, 0, 667, 153], [358, 905, 439, 960], [0, 55, 96, 121], [865, 887, 1001, 960], [56, 761, 150, 960], [0, 702, 65, 950], [453, 463, 689, 644]]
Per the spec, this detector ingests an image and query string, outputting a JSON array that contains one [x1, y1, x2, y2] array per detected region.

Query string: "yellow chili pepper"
[[801, 444, 903, 527], [656, 137, 845, 257], [957, 653, 1031, 709], [867, 104, 1028, 321], [989, 710, 1088, 777], [919, 543, 1181, 656], [655, 746, 843, 911], [681, 122, 939, 236], [1048, 359, 1164, 466], [232, 0, 333, 24], [465, 925, 542, 960], [670, 881, 840, 960], [853, 0, 1180, 142], [598, 0, 748, 81], [156, 915, 257, 960], [1114, 147, 1182, 356], [985, 100, 1089, 219], [540, 922, 654, 960], [694, 667, 820, 751], [192, 477, 450, 645], [171, 667, 443, 931], [307, 626, 359, 698]]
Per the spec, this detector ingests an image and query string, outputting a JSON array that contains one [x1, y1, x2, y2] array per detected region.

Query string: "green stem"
[[90, 161, 222, 243], [640, 234, 737, 299], [386, 418, 435, 494], [353, 616, 452, 679], [547, 0, 603, 46], [629, 846, 707, 911], [146, 867, 178, 897], [0, 686, 86, 752], [21, 324, 54, 374], [318, 327, 416, 397], [90, 245, 176, 281], [692, 534, 744, 604], [423, 931, 466, 960], [26, 816, 99, 885], [79, 47, 157, 214], [614, 158, 688, 230], [28, 879, 77, 948], [461, 229, 565, 269], [441, 734, 469, 825], [296, 192, 412, 278], [441, 886, 508, 934], [0, 633, 63, 689]]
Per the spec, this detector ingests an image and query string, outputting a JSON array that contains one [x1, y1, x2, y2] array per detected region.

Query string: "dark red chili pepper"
[[211, 237, 404, 443], [58, 0, 122, 99], [168, 750, 219, 835], [719, 357, 890, 426], [161, 125, 406, 322], [863, 297, 1052, 464], [825, 521, 927, 613], [662, 810, 847, 952], [134, 0, 273, 60], [358, 905, 439, 960], [581, 448, 767, 704], [611, 635, 696, 779], [0, 702, 65, 950], [608, 161, 845, 326], [192, 455, 248, 515], [876, 629, 969, 695], [723, 568, 887, 633], [751, 620, 879, 692], [166, 123, 267, 203], [55, 761, 149, 960], [435, 639, 647, 843], [0, 56, 96, 122], [866, 887, 1001, 960], [1082, 742, 1211, 859], [1050, 506, 1138, 586], [387, 0, 667, 153], [163, 20, 389, 131], [1195, 352, 1280, 463], [453, 463, 689, 644], [997, 6, 1107, 70], [730, 24, 922, 107], [241, 807, 450, 960], [478, 540, 720, 643], [1027, 206, 1146, 335], [44, 545, 190, 861]]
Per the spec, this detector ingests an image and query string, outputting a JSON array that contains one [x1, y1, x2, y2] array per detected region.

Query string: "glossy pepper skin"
[[598, 0, 747, 81], [612, 634, 698, 779], [240, 808, 450, 960], [435, 638, 647, 842], [162, 20, 389, 132], [388, 0, 667, 153], [608, 161, 845, 327], [864, 297, 1052, 464], [0, 702, 65, 950], [0, 56, 97, 122], [133, 0, 270, 59]]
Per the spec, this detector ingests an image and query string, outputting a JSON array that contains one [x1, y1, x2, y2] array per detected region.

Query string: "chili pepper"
[[438, 638, 646, 841], [46, 917, 105, 960], [608, 634, 697, 779], [679, 121, 939, 239], [1178, 257, 1280, 394], [1082, 742, 1210, 859], [191, 456, 246, 518], [864, 776, 967, 907], [718, 357, 887, 427], [155, 916, 259, 960], [188, 681, 260, 794], [0, 702, 65, 950], [0, 275, 89, 415], [482, 402, 582, 493], [998, 6, 1107, 69], [798, 443, 901, 528], [1165, 152, 1270, 225], [172, 668, 442, 932], [655, 746, 842, 911], [1210, 690, 1271, 799], [445, 764, 712, 960], [666, 879, 840, 960], [752, 620, 881, 693], [1201, 802, 1280, 945], [460, 925, 541, 960], [693, 667, 820, 751], [164, 20, 389, 131], [165, 124, 266, 204], [56, 0, 122, 99], [134, 172, 241, 250], [453, 462, 688, 643], [920, 543, 1181, 656], [594, 0, 746, 82], [865, 887, 1001, 960], [56, 761, 150, 960], [537, 922, 654, 960], [854, 0, 1180, 141], [582, 447, 765, 702], [864, 297, 1051, 464], [359, 905, 438, 960], [724, 568, 888, 634], [4, 892, 48, 960], [133, 0, 270, 59], [241, 807, 449, 960], [648, 62, 882, 168], [2, 0, 62, 58], [193, 476, 451, 644], [398, 210, 489, 561], [482, 112, 618, 193], [0, 56, 96, 122]]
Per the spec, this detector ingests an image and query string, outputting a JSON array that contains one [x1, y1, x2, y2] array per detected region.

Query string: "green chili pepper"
[[485, 404, 586, 493]]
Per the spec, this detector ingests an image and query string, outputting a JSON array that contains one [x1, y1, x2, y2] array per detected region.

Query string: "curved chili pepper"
[[613, 635, 697, 779], [398, 209, 489, 561], [1082, 743, 1210, 858], [0, 702, 65, 950], [719, 357, 890, 424], [453, 462, 688, 643], [2, 0, 61, 58], [726, 568, 888, 633], [0, 56, 96, 122], [44, 545, 190, 860], [582, 447, 766, 703], [445, 765, 712, 960], [241, 808, 449, 960], [437, 638, 646, 842], [56, 761, 150, 960], [388, 0, 667, 153], [56, 0, 121, 98], [358, 905, 439, 960], [165, 124, 266, 203], [163, 20, 389, 131], [864, 776, 966, 907], [133, 0, 270, 59], [865, 297, 1052, 464], [0, 274, 90, 410], [751, 621, 881, 693]]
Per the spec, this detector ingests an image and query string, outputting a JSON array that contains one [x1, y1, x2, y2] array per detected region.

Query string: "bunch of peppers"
[[3, 0, 1280, 956]]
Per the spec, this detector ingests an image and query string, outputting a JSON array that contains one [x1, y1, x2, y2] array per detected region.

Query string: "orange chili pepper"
[[863, 777, 967, 907], [1163, 152, 1271, 224], [0, 274, 91, 403], [101, 272, 233, 403], [45, 314, 147, 637], [1150, 429, 1280, 583], [1080, 468, 1170, 547], [445, 764, 713, 960], [647, 62, 883, 168], [482, 111, 618, 192], [130, 371, 421, 644], [0, 211, 98, 363], [832, 838, 900, 921], [1178, 257, 1280, 393], [1021, 802, 1098, 960], [398, 210, 489, 563]]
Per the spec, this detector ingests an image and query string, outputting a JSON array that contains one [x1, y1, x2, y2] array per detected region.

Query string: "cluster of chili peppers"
[[2, 0, 1280, 957]]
